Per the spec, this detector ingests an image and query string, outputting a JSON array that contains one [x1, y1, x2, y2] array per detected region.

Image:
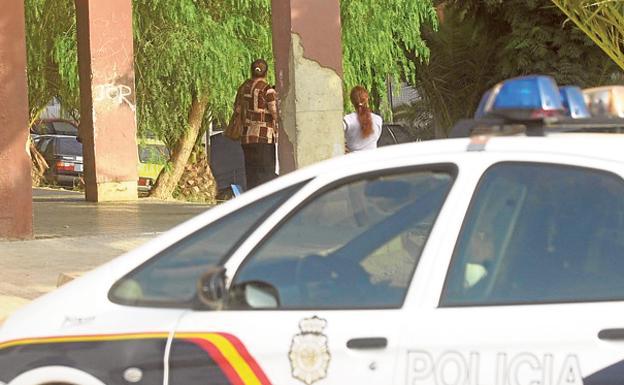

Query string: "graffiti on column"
[[94, 82, 136, 112]]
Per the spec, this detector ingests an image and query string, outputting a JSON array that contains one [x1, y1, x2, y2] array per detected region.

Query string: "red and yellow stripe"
[[180, 332, 271, 385], [0, 332, 272, 385]]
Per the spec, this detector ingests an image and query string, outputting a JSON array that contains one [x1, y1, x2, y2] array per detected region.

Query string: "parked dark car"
[[30, 119, 79, 139], [379, 123, 414, 146], [36, 135, 84, 187]]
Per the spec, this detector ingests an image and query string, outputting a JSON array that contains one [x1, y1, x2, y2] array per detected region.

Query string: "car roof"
[[473, 133, 624, 160], [278, 132, 624, 186], [37, 134, 79, 139], [35, 118, 77, 124], [138, 137, 166, 145], [154, 129, 624, 199]]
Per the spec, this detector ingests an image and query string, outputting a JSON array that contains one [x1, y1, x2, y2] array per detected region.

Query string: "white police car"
[[3, 77, 624, 385]]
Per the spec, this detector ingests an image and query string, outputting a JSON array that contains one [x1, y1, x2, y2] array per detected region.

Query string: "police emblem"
[[289, 316, 331, 385]]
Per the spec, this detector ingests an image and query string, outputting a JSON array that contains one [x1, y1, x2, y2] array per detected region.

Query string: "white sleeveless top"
[[343, 112, 383, 152]]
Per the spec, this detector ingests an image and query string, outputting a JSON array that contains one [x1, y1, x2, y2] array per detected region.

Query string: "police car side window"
[[231, 166, 455, 310], [441, 162, 624, 306], [109, 183, 304, 308]]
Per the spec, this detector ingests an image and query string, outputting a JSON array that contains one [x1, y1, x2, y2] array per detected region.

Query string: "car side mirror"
[[227, 280, 280, 309], [242, 281, 280, 309], [196, 266, 227, 309]]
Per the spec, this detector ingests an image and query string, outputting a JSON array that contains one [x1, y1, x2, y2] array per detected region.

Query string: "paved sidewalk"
[[30, 188, 209, 238], [0, 188, 212, 320]]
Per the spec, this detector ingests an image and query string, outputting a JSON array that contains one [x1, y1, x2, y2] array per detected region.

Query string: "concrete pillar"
[[0, 0, 33, 239], [75, 0, 139, 202], [272, 0, 344, 173]]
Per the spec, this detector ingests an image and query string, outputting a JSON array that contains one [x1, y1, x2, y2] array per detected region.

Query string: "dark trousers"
[[242, 143, 277, 189]]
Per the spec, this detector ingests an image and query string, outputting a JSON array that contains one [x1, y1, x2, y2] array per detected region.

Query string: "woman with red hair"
[[343, 85, 383, 152]]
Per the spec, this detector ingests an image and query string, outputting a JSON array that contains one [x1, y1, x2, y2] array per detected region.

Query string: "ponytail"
[[350, 86, 373, 138]]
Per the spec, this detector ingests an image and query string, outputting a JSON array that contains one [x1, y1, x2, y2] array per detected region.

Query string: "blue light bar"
[[492, 75, 563, 111], [560, 86, 591, 118], [474, 90, 492, 119]]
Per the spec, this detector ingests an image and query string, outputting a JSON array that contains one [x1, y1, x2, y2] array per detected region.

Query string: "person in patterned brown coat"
[[236, 58, 279, 189]]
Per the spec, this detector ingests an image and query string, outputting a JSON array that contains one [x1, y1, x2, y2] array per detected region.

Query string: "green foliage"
[[25, 0, 437, 141], [404, 0, 622, 137], [447, 0, 619, 86], [341, 0, 438, 115], [133, 0, 273, 145], [398, 7, 500, 136], [551, 0, 624, 72], [487, 0, 616, 86], [25, 0, 79, 120]]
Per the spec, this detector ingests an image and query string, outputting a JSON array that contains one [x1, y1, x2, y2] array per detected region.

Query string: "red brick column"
[[271, 0, 344, 173], [0, 0, 33, 239], [75, 0, 139, 202]]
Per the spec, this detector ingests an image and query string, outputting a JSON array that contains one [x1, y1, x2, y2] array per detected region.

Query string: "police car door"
[[402, 159, 624, 385], [170, 164, 457, 384]]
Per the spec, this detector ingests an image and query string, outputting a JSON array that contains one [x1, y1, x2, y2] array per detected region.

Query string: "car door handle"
[[598, 329, 624, 340], [346, 337, 388, 350]]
